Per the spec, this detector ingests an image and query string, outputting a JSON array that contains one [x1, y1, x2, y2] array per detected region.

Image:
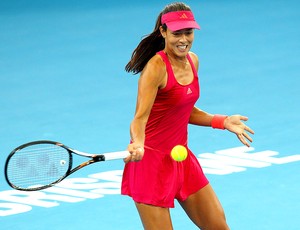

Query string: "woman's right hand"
[[124, 143, 145, 163]]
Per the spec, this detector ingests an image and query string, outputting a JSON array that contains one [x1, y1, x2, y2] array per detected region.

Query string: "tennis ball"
[[171, 145, 188, 162]]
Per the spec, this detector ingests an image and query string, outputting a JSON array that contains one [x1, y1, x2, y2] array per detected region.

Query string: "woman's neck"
[[164, 51, 188, 66]]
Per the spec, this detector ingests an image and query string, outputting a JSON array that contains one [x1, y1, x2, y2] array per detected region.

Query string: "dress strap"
[[157, 51, 176, 90], [186, 53, 198, 79]]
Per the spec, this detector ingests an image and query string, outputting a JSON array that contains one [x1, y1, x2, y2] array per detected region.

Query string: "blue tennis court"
[[0, 0, 299, 229]]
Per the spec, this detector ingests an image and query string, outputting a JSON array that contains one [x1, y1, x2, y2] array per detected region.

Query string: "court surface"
[[0, 0, 299, 229]]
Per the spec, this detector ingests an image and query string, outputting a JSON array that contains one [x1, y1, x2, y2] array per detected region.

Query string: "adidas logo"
[[180, 13, 188, 19], [187, 87, 192, 94]]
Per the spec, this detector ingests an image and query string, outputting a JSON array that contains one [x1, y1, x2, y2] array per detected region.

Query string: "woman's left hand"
[[224, 115, 255, 147]]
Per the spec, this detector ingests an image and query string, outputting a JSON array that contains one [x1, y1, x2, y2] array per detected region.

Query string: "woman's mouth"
[[177, 45, 188, 52]]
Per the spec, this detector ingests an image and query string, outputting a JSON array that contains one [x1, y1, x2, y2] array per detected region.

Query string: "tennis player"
[[122, 2, 254, 229]]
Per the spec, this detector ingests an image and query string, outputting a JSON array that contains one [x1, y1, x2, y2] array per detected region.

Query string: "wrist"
[[211, 114, 228, 130]]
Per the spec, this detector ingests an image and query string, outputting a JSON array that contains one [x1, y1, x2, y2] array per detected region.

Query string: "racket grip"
[[103, 151, 129, 161]]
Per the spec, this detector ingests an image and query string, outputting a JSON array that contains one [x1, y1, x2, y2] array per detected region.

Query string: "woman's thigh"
[[178, 184, 230, 230], [135, 202, 173, 230]]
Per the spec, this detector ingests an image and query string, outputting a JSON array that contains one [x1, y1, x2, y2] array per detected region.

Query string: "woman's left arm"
[[189, 107, 255, 147], [188, 52, 254, 146]]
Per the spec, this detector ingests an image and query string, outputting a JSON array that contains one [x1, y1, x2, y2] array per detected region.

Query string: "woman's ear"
[[159, 26, 166, 38]]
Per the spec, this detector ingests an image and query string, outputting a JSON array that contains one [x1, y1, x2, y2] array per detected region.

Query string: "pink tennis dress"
[[121, 51, 209, 208]]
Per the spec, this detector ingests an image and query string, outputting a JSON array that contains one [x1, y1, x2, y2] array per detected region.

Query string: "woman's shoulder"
[[140, 53, 167, 88], [188, 51, 199, 61], [149, 52, 166, 67], [188, 51, 199, 70], [143, 53, 166, 74]]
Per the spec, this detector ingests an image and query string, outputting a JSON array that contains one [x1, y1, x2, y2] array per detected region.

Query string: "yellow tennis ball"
[[171, 145, 188, 162]]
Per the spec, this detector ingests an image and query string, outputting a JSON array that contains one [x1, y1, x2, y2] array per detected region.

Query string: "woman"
[[121, 2, 254, 229]]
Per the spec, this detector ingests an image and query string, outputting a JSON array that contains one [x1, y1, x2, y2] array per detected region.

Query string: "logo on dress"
[[187, 87, 193, 95]]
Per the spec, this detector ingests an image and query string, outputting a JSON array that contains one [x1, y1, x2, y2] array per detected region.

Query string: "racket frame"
[[4, 140, 128, 191]]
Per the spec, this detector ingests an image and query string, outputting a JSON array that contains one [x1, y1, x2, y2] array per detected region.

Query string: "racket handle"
[[103, 151, 129, 161]]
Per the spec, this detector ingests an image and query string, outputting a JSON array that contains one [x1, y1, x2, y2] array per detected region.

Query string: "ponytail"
[[125, 13, 165, 74]]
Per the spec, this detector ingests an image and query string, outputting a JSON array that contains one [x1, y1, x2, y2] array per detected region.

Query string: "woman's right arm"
[[124, 55, 166, 163]]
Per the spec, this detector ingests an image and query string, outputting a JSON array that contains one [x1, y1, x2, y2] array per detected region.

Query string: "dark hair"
[[125, 2, 192, 74]]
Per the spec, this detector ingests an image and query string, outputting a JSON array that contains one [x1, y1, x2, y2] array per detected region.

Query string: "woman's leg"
[[179, 184, 230, 230], [135, 202, 174, 230]]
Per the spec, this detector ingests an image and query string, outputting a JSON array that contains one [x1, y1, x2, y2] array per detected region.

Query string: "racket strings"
[[6, 144, 71, 190]]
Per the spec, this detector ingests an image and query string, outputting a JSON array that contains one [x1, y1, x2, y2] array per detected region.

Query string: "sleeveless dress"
[[121, 51, 209, 208]]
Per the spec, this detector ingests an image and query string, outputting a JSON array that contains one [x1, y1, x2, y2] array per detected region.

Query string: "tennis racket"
[[4, 140, 129, 191]]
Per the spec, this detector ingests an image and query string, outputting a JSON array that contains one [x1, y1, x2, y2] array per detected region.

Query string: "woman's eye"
[[172, 30, 193, 36]]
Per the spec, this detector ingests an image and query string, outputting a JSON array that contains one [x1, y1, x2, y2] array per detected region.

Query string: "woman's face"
[[161, 27, 194, 57]]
